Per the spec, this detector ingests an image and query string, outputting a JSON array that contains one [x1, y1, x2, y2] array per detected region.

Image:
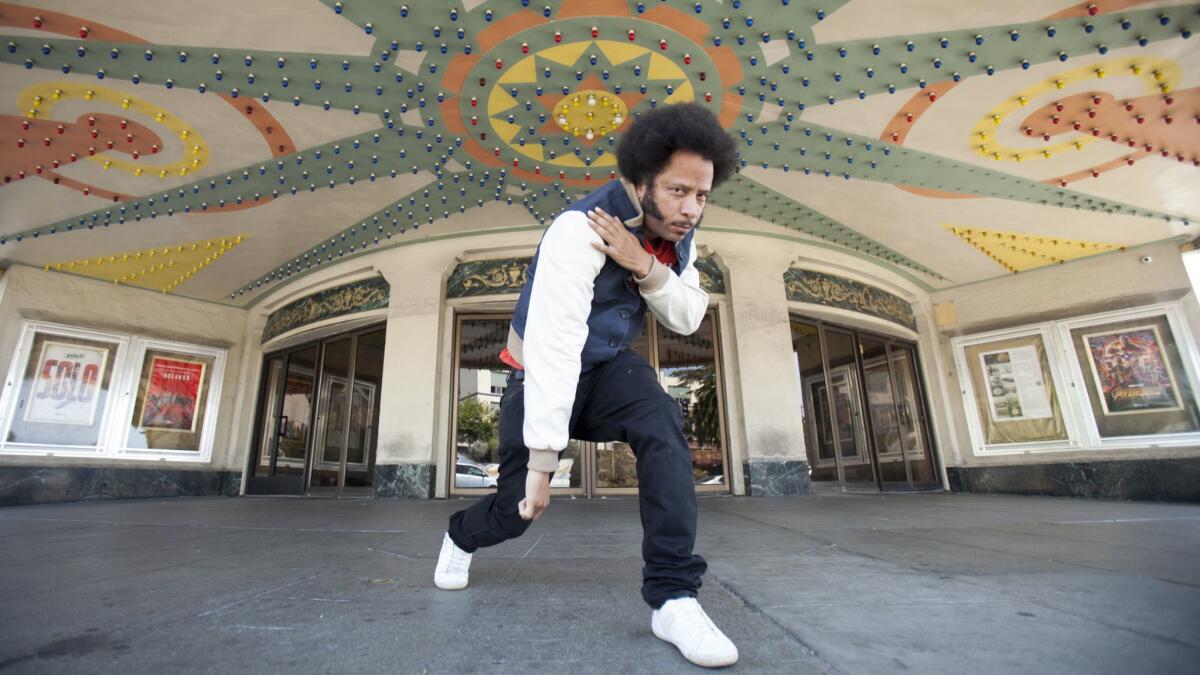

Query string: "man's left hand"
[[587, 207, 654, 278]]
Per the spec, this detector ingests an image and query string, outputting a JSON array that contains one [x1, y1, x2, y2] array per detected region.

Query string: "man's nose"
[[680, 195, 701, 218]]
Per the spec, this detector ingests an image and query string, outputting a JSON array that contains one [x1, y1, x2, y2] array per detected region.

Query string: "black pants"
[[448, 349, 706, 608]]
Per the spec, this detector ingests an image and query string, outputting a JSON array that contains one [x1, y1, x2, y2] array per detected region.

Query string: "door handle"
[[278, 415, 289, 436]]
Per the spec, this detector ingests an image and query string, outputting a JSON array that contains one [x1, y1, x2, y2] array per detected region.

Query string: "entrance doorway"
[[791, 319, 939, 491], [450, 312, 731, 497], [247, 326, 385, 496]]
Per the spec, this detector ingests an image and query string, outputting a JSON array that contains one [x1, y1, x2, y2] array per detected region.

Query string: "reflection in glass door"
[[248, 346, 318, 494], [889, 344, 938, 485], [311, 338, 352, 491], [451, 316, 584, 494], [450, 311, 730, 496], [791, 318, 939, 490]]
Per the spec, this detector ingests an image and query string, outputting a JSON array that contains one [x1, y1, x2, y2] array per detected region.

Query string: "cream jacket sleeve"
[[634, 236, 709, 336], [520, 211, 606, 473]]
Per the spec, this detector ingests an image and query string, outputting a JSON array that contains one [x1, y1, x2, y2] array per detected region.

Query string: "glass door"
[[247, 326, 384, 496], [248, 346, 318, 495], [793, 321, 875, 488], [888, 344, 939, 487], [792, 318, 939, 491]]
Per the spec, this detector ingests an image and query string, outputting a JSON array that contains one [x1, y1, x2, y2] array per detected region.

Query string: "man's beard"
[[640, 181, 701, 233]]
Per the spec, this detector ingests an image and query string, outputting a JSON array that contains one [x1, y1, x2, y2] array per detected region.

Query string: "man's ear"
[[634, 180, 648, 201]]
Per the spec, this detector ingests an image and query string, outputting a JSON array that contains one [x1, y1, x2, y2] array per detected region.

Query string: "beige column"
[[373, 249, 459, 497], [716, 238, 811, 496]]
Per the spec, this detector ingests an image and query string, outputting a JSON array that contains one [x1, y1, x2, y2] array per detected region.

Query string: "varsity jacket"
[[506, 178, 709, 473]]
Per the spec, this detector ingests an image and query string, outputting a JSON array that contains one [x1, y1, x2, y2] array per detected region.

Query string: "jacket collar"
[[618, 178, 644, 230]]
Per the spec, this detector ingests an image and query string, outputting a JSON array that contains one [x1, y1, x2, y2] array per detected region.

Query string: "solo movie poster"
[[24, 340, 110, 426], [138, 356, 207, 432], [1082, 326, 1182, 416]]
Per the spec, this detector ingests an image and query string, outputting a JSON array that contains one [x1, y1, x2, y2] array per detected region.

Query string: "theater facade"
[[1, 0, 1198, 505]]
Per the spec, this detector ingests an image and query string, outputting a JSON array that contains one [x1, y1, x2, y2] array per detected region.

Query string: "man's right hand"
[[518, 469, 551, 521]]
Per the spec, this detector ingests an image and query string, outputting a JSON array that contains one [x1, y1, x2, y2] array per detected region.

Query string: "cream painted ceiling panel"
[[5, 0, 374, 55]]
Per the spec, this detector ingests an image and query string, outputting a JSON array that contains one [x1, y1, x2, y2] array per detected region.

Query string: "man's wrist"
[[638, 253, 655, 279]]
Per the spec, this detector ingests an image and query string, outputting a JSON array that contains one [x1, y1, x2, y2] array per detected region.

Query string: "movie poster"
[[137, 356, 207, 432], [24, 340, 110, 426], [979, 346, 1053, 422], [1082, 325, 1182, 415]]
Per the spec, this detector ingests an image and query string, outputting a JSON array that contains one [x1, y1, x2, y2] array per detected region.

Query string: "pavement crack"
[[708, 573, 843, 675]]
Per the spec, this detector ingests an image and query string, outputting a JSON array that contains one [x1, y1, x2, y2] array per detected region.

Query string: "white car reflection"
[[455, 462, 497, 488]]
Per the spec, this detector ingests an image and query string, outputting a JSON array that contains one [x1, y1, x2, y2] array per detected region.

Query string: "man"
[[434, 103, 739, 668]]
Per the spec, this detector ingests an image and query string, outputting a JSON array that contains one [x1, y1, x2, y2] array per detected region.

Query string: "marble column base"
[[0, 467, 241, 506], [746, 459, 812, 496], [373, 464, 436, 499], [947, 457, 1200, 503]]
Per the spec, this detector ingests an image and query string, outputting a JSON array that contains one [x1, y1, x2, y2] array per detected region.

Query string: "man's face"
[[635, 150, 714, 243]]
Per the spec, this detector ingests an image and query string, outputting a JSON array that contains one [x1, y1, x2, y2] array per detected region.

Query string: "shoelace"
[[670, 600, 722, 639]]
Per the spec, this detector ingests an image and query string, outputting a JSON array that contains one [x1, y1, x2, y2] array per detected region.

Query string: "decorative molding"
[[694, 257, 727, 294], [447, 256, 726, 298], [262, 276, 389, 343], [447, 257, 529, 298], [784, 269, 916, 331]]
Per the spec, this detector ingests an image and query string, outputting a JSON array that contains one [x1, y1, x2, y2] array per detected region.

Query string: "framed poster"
[[24, 340, 111, 427], [1080, 325, 1182, 416], [955, 331, 1069, 448], [1068, 312, 1200, 439], [137, 356, 207, 431], [978, 346, 1054, 422], [124, 344, 222, 455]]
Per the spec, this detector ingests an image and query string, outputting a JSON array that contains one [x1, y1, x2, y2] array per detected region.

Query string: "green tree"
[[456, 397, 498, 460]]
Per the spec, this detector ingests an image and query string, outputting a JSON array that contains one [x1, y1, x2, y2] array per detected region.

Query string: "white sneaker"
[[434, 532, 472, 590], [652, 597, 739, 668]]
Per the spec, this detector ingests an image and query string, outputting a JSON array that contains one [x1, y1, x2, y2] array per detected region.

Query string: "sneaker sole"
[[434, 577, 468, 590], [652, 624, 739, 668]]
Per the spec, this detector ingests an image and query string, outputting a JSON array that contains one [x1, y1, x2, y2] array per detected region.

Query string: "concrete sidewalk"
[[0, 493, 1197, 674]]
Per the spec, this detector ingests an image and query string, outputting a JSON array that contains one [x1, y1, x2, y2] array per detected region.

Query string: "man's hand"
[[518, 469, 552, 521], [587, 207, 654, 278]]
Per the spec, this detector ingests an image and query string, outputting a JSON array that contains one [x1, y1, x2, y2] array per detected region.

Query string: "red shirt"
[[643, 236, 677, 268]]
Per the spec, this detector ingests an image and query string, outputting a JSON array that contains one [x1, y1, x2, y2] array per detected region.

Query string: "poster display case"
[[0, 324, 127, 454], [1066, 312, 1200, 441], [953, 303, 1200, 456], [955, 330, 1070, 450], [122, 340, 225, 456], [0, 321, 225, 462]]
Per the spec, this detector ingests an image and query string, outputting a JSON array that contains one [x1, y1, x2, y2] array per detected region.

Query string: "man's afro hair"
[[616, 103, 737, 189]]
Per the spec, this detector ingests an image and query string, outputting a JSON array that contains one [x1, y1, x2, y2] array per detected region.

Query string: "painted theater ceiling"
[[0, 0, 1196, 305]]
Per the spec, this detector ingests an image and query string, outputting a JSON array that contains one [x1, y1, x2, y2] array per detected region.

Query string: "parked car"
[[456, 462, 497, 488]]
